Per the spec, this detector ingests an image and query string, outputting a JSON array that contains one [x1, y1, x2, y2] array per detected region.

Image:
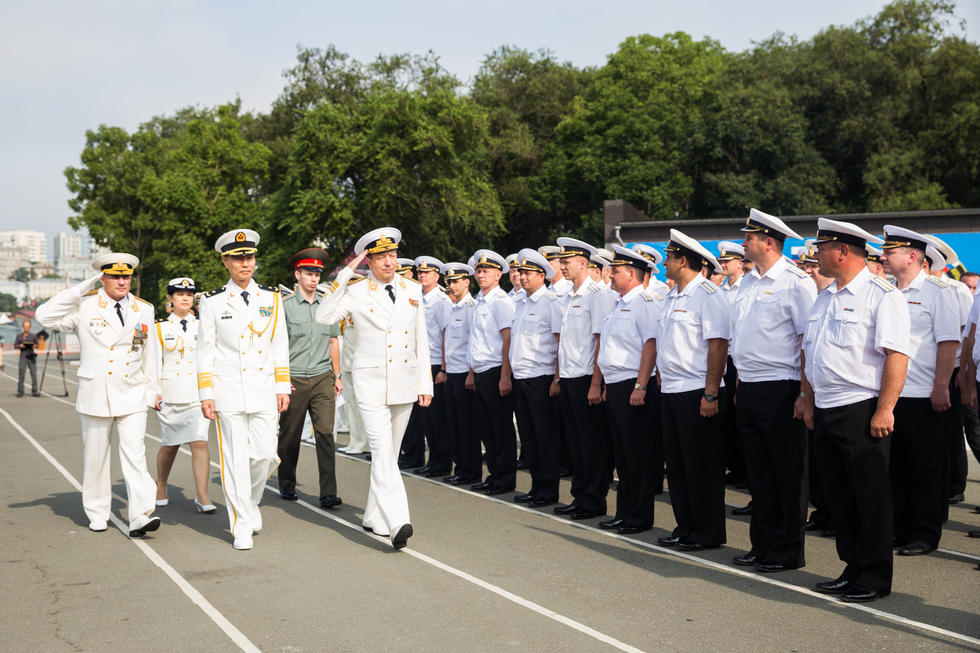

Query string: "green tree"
[[0, 292, 17, 312]]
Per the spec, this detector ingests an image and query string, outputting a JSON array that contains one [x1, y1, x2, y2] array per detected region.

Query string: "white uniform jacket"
[[197, 279, 290, 413], [36, 276, 157, 417], [155, 312, 201, 404], [316, 268, 433, 405]]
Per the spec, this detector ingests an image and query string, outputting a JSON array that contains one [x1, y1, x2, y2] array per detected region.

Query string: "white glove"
[[75, 273, 103, 298]]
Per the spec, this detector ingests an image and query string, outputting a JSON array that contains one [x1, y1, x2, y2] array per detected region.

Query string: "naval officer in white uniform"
[[316, 227, 433, 549], [35, 253, 161, 537], [198, 229, 291, 550]]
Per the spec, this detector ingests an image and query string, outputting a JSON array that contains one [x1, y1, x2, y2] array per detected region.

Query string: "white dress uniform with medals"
[[197, 230, 290, 549], [316, 228, 432, 548], [155, 278, 210, 446], [35, 253, 160, 535]]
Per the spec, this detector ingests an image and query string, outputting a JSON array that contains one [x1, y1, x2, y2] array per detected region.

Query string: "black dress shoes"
[[451, 476, 479, 486], [413, 465, 431, 475], [425, 467, 450, 478], [280, 489, 298, 501], [731, 503, 753, 516], [754, 559, 788, 573], [948, 493, 964, 504], [804, 518, 826, 532], [732, 553, 758, 566], [969, 530, 980, 538], [514, 493, 535, 503], [841, 585, 889, 603], [553, 504, 579, 515], [516, 459, 528, 470], [598, 518, 624, 530], [676, 541, 708, 551], [470, 481, 491, 491], [319, 495, 342, 509], [814, 576, 852, 594], [897, 541, 935, 556], [570, 510, 602, 520], [616, 525, 650, 535], [485, 486, 513, 496], [657, 536, 680, 547], [530, 497, 556, 507], [443, 474, 460, 483]]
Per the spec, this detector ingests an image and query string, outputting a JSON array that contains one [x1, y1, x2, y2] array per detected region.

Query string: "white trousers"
[[360, 402, 413, 536], [215, 411, 279, 538], [79, 411, 156, 530], [342, 372, 369, 453]]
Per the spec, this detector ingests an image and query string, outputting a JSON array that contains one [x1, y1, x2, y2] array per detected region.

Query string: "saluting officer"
[[879, 227, 960, 556], [509, 248, 564, 506], [595, 245, 662, 534], [153, 277, 216, 514], [553, 237, 616, 521], [36, 253, 161, 537], [198, 229, 291, 551], [466, 249, 518, 495], [316, 227, 432, 549], [277, 248, 343, 510], [411, 255, 453, 478], [657, 230, 731, 551], [802, 218, 911, 602], [437, 262, 482, 486], [730, 209, 814, 572]]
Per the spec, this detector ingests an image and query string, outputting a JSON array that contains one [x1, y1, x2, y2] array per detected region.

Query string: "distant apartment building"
[[54, 232, 109, 280], [0, 230, 46, 263]]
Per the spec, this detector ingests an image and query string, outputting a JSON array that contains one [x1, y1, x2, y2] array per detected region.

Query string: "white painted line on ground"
[[6, 371, 980, 648], [0, 406, 260, 653]]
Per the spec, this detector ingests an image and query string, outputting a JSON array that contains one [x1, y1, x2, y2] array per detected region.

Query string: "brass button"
[[388, 359, 392, 363], [124, 373, 128, 378], [108, 371, 112, 375], [258, 350, 262, 354], [110, 346, 114, 350], [243, 368, 247, 371], [404, 359, 407, 363], [388, 344, 392, 348], [404, 330, 408, 334], [109, 359, 113, 363]]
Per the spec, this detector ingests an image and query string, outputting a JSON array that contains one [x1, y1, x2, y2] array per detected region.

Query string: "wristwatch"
[[703, 392, 718, 402], [634, 382, 647, 391]]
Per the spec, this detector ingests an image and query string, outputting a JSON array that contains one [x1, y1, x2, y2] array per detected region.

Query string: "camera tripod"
[[39, 330, 69, 397]]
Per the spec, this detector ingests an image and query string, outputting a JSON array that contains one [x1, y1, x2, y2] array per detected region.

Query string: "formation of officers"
[[34, 210, 980, 604]]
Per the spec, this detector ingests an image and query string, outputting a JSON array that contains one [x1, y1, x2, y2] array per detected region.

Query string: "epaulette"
[[587, 284, 601, 294], [204, 287, 227, 298], [462, 296, 476, 307], [543, 290, 557, 301], [404, 277, 420, 284], [258, 284, 278, 293], [787, 266, 809, 279], [83, 289, 98, 297], [639, 289, 660, 301], [870, 276, 896, 292], [134, 296, 153, 306], [156, 317, 167, 323], [925, 275, 947, 288], [348, 277, 367, 286], [700, 280, 717, 294]]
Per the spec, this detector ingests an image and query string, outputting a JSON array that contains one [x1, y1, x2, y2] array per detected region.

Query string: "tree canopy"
[[64, 0, 979, 307]]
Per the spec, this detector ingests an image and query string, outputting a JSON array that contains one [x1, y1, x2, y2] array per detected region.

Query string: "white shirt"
[[946, 277, 973, 360], [422, 287, 451, 365], [559, 278, 616, 379], [648, 278, 670, 297], [551, 277, 573, 297], [658, 278, 732, 394], [803, 267, 912, 409], [444, 294, 476, 374], [968, 294, 980, 378], [720, 275, 743, 304], [155, 312, 201, 404], [597, 285, 663, 385], [896, 272, 961, 398], [467, 285, 516, 373], [508, 287, 526, 303], [731, 258, 816, 382], [509, 285, 562, 379]]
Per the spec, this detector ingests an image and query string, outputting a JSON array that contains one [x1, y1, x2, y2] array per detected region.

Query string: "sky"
[[1, 0, 977, 259]]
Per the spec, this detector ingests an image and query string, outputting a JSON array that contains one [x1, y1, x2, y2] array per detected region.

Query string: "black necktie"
[[241, 291, 249, 306], [180, 319, 187, 332], [114, 302, 124, 326], [385, 285, 395, 303]]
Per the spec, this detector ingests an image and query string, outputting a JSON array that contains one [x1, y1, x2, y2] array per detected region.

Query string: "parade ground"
[[1, 367, 978, 652]]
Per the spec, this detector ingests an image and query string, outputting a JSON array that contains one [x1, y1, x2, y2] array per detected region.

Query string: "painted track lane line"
[[0, 407, 261, 653], [8, 372, 980, 647]]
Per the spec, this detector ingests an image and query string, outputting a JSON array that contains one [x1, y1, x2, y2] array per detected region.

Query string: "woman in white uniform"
[[154, 278, 215, 513]]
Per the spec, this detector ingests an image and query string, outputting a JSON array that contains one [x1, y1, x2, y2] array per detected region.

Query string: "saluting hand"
[[347, 250, 368, 270]]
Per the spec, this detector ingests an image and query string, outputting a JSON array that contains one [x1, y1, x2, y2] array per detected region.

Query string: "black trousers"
[[660, 389, 726, 546], [807, 426, 832, 528], [721, 356, 746, 482], [967, 386, 980, 464], [737, 380, 807, 568], [946, 368, 967, 498], [444, 371, 482, 480], [401, 364, 450, 471], [891, 397, 946, 548], [474, 366, 517, 490], [277, 372, 337, 498], [815, 397, 892, 593], [514, 375, 560, 501], [400, 404, 426, 467], [605, 379, 657, 528], [559, 375, 609, 514]]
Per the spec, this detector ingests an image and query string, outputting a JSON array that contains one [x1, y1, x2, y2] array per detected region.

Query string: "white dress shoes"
[[194, 499, 217, 514], [252, 509, 262, 534], [155, 498, 169, 507], [233, 533, 254, 550], [129, 514, 161, 538], [88, 520, 108, 532]]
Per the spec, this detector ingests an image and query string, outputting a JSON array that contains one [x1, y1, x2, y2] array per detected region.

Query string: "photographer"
[[14, 318, 39, 397]]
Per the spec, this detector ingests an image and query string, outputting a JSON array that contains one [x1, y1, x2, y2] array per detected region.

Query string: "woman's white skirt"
[[158, 402, 210, 446]]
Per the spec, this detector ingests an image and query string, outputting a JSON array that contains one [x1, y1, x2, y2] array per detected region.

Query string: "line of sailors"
[[365, 208, 978, 603]]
